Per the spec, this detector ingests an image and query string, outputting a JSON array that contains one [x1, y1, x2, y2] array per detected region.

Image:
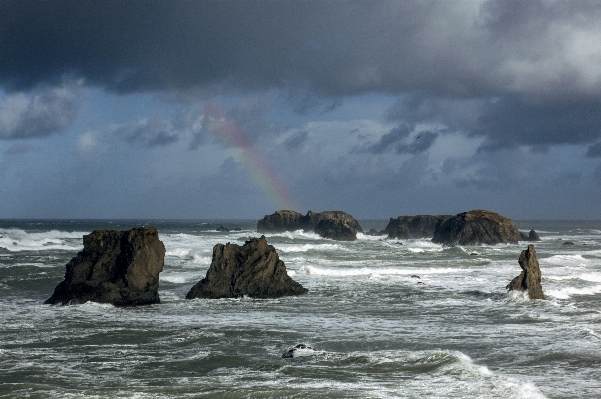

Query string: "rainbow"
[[202, 103, 296, 211]]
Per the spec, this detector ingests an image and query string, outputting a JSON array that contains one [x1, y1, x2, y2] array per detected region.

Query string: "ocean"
[[1, 219, 600, 398]]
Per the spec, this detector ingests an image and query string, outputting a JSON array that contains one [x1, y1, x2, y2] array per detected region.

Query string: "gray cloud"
[[115, 114, 179, 148], [586, 143, 601, 158], [0, 85, 79, 139]]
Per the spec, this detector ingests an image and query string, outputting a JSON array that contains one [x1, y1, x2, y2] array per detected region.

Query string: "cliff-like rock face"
[[257, 210, 363, 241], [506, 244, 545, 299], [432, 210, 521, 246], [385, 215, 452, 239], [186, 236, 307, 299], [45, 227, 165, 306]]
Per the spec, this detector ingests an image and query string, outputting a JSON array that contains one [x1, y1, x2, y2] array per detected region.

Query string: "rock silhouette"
[[385, 215, 451, 239], [432, 210, 521, 246], [45, 227, 165, 306], [186, 236, 307, 299], [506, 244, 545, 299]]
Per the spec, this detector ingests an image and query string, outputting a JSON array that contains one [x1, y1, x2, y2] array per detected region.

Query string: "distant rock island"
[[257, 210, 363, 241], [432, 210, 522, 246], [45, 227, 165, 306], [507, 244, 545, 299], [186, 236, 307, 299]]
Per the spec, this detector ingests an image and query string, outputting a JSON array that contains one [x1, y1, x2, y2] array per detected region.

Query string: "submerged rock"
[[563, 241, 575, 245], [216, 226, 230, 232], [45, 227, 165, 306], [186, 236, 307, 299], [385, 215, 452, 239], [257, 210, 363, 241], [506, 244, 545, 299], [282, 344, 314, 358], [432, 210, 521, 246]]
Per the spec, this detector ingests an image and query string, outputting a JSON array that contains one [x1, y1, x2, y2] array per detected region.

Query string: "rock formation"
[[520, 229, 541, 241], [257, 210, 363, 241], [431, 210, 521, 246], [506, 244, 545, 299], [186, 236, 307, 299], [385, 215, 452, 239], [256, 210, 306, 233], [45, 227, 165, 306]]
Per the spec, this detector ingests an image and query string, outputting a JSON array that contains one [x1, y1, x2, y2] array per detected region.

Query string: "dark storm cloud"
[[2, 0, 601, 148]]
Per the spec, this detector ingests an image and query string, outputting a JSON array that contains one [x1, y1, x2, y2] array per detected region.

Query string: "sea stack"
[[506, 244, 545, 299], [257, 210, 363, 241], [45, 227, 165, 306], [432, 210, 521, 246], [186, 236, 307, 299]]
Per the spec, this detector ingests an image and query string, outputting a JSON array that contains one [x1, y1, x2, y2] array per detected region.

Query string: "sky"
[[1, 0, 601, 220]]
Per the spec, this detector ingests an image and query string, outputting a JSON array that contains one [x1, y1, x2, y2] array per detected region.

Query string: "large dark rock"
[[45, 227, 165, 306], [257, 210, 363, 241], [186, 236, 307, 299], [432, 210, 521, 246], [506, 244, 545, 299], [313, 211, 362, 241], [385, 215, 452, 239]]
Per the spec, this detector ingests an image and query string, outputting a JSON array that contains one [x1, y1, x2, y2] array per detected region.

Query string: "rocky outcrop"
[[45, 227, 165, 306], [432, 210, 521, 246], [520, 229, 541, 242], [385, 215, 452, 239], [313, 211, 362, 241], [257, 210, 363, 241], [256, 210, 306, 233], [186, 236, 307, 299], [506, 244, 545, 299]]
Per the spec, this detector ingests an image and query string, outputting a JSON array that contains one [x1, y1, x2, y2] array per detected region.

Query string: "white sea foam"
[[546, 285, 601, 299], [545, 254, 589, 266], [298, 265, 462, 277], [278, 243, 341, 253], [0, 228, 85, 252], [160, 272, 201, 284]]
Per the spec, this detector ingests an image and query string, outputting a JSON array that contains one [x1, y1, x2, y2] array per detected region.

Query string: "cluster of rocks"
[[380, 210, 541, 247], [45, 208, 547, 308], [46, 228, 307, 307], [257, 210, 363, 241]]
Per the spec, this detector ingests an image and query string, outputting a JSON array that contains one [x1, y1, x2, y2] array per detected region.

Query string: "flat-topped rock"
[[257, 210, 363, 241], [506, 244, 545, 299], [432, 210, 521, 246], [385, 215, 452, 239], [45, 227, 165, 306], [186, 236, 307, 299]]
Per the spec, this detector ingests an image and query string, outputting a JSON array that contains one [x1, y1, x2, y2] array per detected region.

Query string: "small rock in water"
[[563, 241, 575, 245], [216, 226, 230, 232], [282, 344, 314, 358], [411, 275, 420, 279]]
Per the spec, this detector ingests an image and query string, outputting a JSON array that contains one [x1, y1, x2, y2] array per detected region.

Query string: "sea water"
[[1, 219, 600, 398]]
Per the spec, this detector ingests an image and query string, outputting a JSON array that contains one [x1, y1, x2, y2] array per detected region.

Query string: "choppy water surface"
[[1, 219, 600, 398]]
